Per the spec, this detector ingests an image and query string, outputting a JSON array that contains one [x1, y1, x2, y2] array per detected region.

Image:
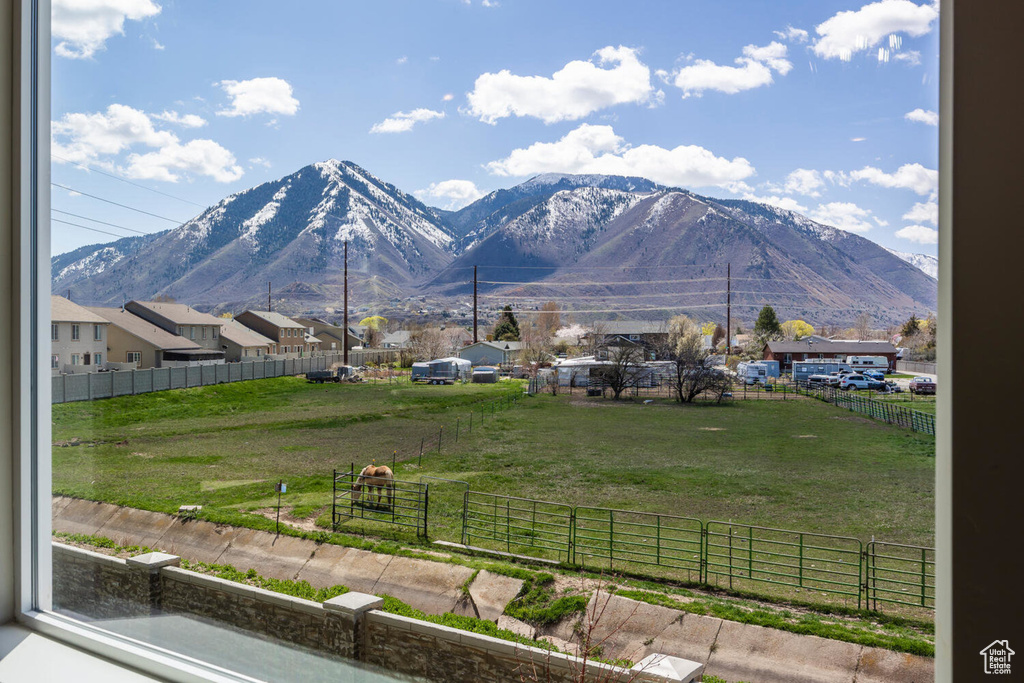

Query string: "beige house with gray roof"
[[219, 318, 277, 361], [125, 300, 224, 352], [236, 310, 315, 355], [87, 307, 212, 369], [51, 295, 110, 374]]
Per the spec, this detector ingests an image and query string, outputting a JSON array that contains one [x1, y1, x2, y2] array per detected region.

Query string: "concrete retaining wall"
[[51, 543, 700, 683]]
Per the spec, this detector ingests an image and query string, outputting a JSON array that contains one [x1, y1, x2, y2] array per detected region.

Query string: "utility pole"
[[344, 241, 349, 366], [473, 265, 478, 344], [726, 263, 731, 359], [267, 281, 271, 312]]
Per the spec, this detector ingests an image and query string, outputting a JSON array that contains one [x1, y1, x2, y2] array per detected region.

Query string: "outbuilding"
[[471, 366, 499, 383]]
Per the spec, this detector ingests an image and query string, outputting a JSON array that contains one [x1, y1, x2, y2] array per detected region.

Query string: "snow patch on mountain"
[[56, 246, 123, 280], [505, 188, 644, 242], [885, 248, 938, 279]]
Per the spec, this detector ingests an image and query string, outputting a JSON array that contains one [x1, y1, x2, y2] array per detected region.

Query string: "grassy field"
[[52, 376, 935, 552]]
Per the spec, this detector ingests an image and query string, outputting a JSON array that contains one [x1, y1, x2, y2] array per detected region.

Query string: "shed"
[[471, 366, 499, 383], [427, 357, 472, 381]]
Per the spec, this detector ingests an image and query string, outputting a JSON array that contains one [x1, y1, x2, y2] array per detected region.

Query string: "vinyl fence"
[[51, 349, 400, 404], [896, 360, 936, 375], [459, 491, 934, 614]]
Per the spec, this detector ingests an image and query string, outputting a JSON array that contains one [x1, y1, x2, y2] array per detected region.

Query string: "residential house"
[[219, 318, 276, 361], [442, 327, 473, 350], [50, 295, 110, 373], [458, 340, 524, 366], [87, 306, 212, 369], [292, 317, 360, 353], [125, 300, 224, 352], [381, 330, 412, 349], [763, 339, 898, 372], [586, 320, 670, 359], [236, 310, 313, 355]]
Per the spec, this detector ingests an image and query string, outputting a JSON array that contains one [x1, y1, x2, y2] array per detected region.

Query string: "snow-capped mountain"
[[52, 160, 455, 309], [885, 248, 938, 280], [52, 166, 937, 323]]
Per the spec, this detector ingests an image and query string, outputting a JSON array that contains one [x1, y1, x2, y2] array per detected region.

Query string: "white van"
[[845, 356, 890, 373]]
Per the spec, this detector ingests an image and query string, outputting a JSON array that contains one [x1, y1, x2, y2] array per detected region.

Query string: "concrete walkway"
[[53, 497, 934, 683]]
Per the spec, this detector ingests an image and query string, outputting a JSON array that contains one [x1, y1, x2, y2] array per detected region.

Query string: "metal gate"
[[333, 466, 429, 536], [462, 491, 574, 563], [865, 541, 935, 609]]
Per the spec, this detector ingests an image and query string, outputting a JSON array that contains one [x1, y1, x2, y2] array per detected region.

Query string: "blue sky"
[[50, 0, 940, 256]]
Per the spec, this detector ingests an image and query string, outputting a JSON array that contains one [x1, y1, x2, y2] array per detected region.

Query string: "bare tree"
[[363, 326, 383, 349], [585, 322, 608, 358], [854, 312, 872, 340], [520, 323, 552, 388], [410, 327, 448, 361], [668, 315, 731, 404], [536, 301, 561, 337], [593, 345, 645, 400]]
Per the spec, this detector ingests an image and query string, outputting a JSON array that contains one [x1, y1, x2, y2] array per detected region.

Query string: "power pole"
[[473, 265, 478, 344], [267, 281, 271, 312], [726, 263, 731, 359], [343, 241, 349, 366]]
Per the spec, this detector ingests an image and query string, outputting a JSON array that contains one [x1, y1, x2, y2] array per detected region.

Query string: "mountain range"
[[51, 160, 938, 326]]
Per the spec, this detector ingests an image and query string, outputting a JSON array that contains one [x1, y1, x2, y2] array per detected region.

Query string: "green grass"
[[53, 377, 934, 550]]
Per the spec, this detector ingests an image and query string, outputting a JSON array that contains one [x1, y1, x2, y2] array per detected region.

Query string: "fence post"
[[798, 532, 803, 588], [419, 438, 423, 466], [438, 426, 443, 453], [728, 523, 734, 590], [456, 418, 459, 443], [921, 546, 927, 607], [461, 490, 469, 545], [422, 485, 429, 537], [331, 469, 337, 531]]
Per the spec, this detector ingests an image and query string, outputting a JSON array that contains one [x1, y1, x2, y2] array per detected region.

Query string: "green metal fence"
[[333, 466, 429, 536], [461, 491, 574, 563], [866, 541, 935, 609], [797, 383, 936, 436], [457, 492, 933, 613], [573, 507, 703, 582], [704, 522, 864, 608]]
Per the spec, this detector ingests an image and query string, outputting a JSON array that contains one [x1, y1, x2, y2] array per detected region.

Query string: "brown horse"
[[352, 464, 394, 508]]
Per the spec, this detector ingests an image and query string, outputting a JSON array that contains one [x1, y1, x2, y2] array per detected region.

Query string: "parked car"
[[909, 376, 937, 395], [863, 370, 886, 381], [807, 374, 840, 386], [840, 374, 887, 391]]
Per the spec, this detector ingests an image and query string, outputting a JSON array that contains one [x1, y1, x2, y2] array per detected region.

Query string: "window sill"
[[0, 622, 159, 682]]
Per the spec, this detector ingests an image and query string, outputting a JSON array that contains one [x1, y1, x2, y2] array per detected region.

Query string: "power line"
[[51, 183, 190, 225], [507, 303, 876, 314], [478, 290, 829, 300], [446, 263, 728, 272], [51, 154, 209, 208], [51, 209, 151, 236], [51, 217, 136, 240]]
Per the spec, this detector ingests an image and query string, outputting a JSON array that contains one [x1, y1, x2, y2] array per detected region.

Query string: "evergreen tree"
[[492, 305, 521, 341], [754, 305, 782, 338], [901, 315, 921, 339]]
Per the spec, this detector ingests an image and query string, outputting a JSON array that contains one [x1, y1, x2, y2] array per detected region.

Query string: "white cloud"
[[52, 103, 242, 183], [486, 123, 755, 190], [414, 179, 485, 210], [150, 37, 165, 50], [895, 224, 938, 244], [466, 46, 656, 124], [52, 0, 160, 59], [903, 200, 938, 225], [774, 25, 810, 43], [809, 201, 878, 233], [152, 110, 207, 128], [124, 139, 243, 183], [812, 0, 938, 62], [783, 168, 824, 197], [482, 0, 500, 7], [742, 194, 809, 213], [894, 50, 922, 65], [850, 137, 867, 142], [905, 108, 938, 125], [249, 157, 272, 169], [216, 77, 300, 118], [671, 42, 791, 98], [369, 108, 446, 134], [442, 93, 455, 102], [824, 170, 852, 186], [396, 56, 408, 65], [850, 162, 938, 196]]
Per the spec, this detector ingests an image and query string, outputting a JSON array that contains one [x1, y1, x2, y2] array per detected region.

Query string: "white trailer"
[[845, 356, 890, 373], [736, 361, 769, 385]]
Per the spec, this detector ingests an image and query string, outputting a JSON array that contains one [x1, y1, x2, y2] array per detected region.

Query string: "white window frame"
[[70, 323, 79, 341], [93, 324, 102, 341], [50, 322, 57, 340]]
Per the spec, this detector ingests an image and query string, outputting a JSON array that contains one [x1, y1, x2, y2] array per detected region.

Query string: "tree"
[[363, 326, 383, 348], [900, 314, 921, 339], [754, 306, 782, 338], [536, 302, 561, 337], [410, 327, 447, 361], [711, 323, 726, 349], [854, 312, 872, 340], [359, 315, 388, 331], [493, 305, 521, 341], [781, 319, 814, 341], [593, 345, 644, 400], [667, 315, 731, 403]]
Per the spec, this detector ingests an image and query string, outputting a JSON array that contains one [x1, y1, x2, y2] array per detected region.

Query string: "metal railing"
[[866, 541, 935, 609], [704, 522, 864, 608], [573, 507, 703, 582], [461, 491, 574, 563], [796, 383, 936, 436], [333, 466, 429, 536]]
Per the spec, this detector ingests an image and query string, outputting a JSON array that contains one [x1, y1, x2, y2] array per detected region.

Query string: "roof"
[[305, 333, 320, 344], [382, 330, 412, 344], [51, 296, 108, 324], [593, 320, 668, 335], [238, 310, 305, 329], [87, 307, 201, 350], [127, 300, 220, 326], [219, 318, 275, 349], [765, 340, 897, 354], [462, 341, 525, 352]]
